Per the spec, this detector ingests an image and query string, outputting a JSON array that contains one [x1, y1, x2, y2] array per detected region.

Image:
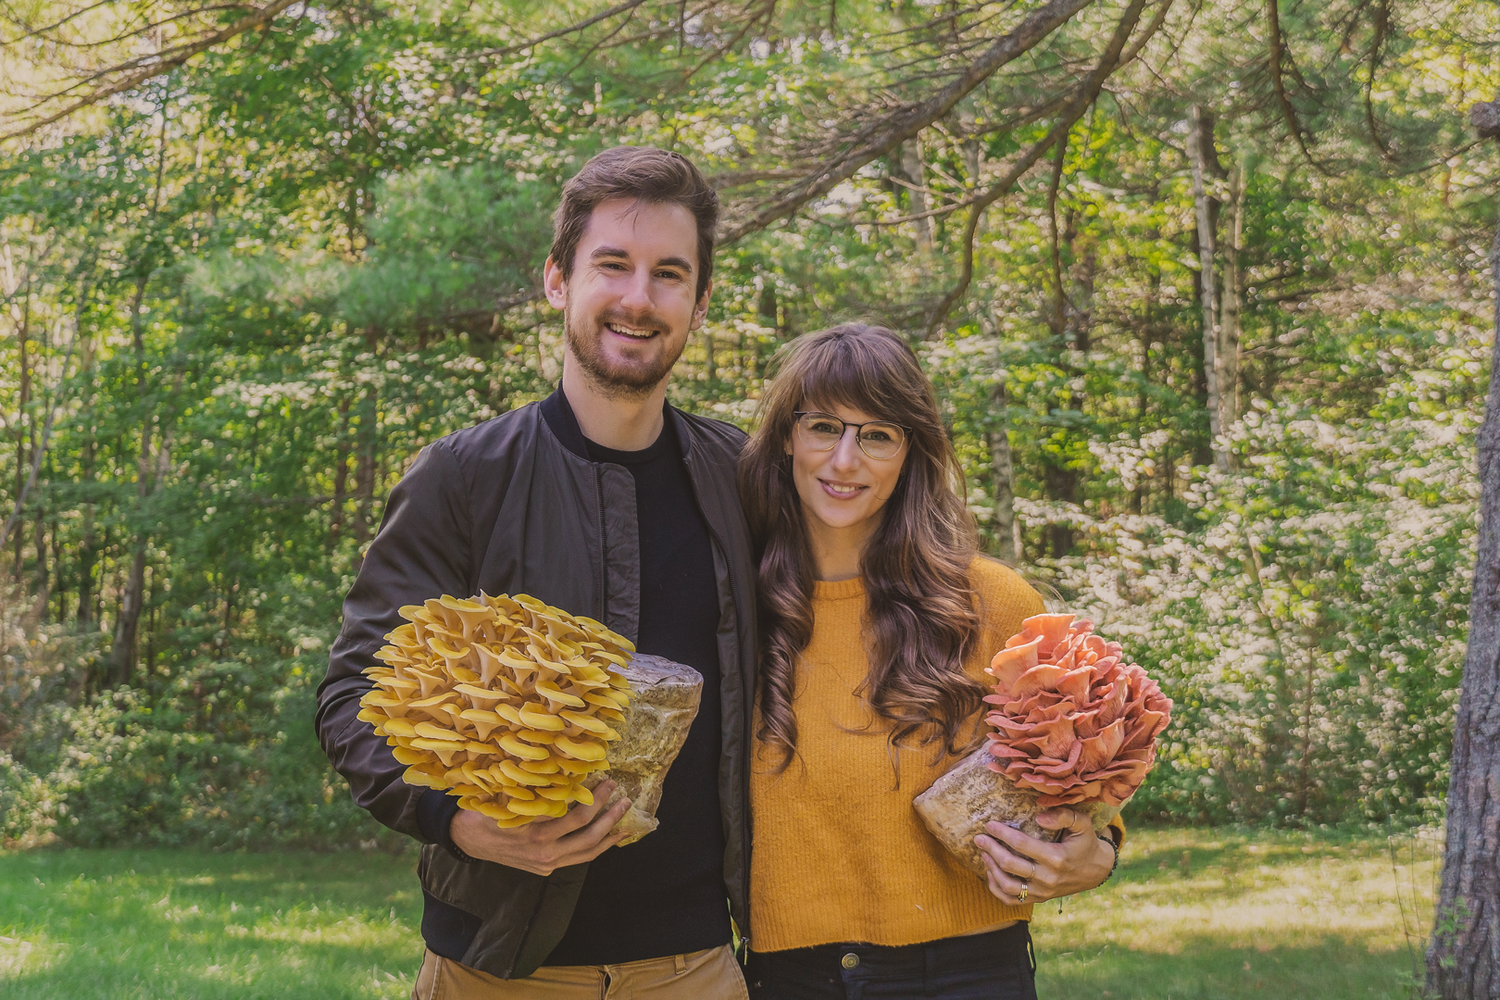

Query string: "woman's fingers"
[[1035, 806, 1092, 838], [977, 839, 1048, 904], [979, 824, 1062, 889], [975, 831, 1037, 879], [984, 819, 1067, 870]]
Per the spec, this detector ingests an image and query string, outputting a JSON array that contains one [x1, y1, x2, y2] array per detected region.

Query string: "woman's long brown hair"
[[738, 324, 983, 773]]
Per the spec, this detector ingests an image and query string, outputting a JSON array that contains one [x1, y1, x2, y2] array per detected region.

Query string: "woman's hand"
[[973, 807, 1115, 906]]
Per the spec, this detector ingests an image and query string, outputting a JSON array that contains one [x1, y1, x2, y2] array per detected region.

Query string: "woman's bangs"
[[795, 340, 909, 421]]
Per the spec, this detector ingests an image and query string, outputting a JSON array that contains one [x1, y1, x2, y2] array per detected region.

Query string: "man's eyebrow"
[[587, 246, 695, 273]]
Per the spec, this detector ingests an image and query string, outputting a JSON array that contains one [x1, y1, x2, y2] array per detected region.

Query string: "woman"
[[737, 324, 1121, 1000]]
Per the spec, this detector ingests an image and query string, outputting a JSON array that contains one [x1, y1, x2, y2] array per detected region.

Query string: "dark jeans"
[[745, 923, 1037, 1000]]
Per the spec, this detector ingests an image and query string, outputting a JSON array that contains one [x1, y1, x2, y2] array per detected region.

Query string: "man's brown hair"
[[550, 146, 719, 301]]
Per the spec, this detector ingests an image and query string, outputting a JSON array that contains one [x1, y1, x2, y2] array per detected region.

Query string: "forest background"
[[0, 0, 1495, 852]]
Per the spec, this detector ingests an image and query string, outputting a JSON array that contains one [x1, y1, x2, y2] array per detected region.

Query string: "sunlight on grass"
[[1033, 827, 1441, 999], [0, 828, 1443, 998], [0, 849, 422, 999]]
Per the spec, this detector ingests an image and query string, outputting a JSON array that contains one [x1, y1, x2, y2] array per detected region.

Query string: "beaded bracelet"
[[1095, 832, 1121, 886]]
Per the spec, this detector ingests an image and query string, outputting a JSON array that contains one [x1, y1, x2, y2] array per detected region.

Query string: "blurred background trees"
[[0, 0, 1495, 849]]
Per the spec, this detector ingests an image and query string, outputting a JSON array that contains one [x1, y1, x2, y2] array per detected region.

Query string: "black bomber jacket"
[[314, 389, 758, 979]]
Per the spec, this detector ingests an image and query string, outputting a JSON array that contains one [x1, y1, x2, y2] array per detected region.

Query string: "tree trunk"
[[13, 290, 29, 577], [109, 543, 147, 686], [1188, 105, 1226, 469], [30, 507, 48, 620], [1428, 94, 1500, 1000], [329, 395, 352, 543], [1219, 156, 1246, 432], [899, 139, 934, 248], [988, 376, 1019, 563], [77, 329, 98, 629], [351, 390, 379, 545], [108, 274, 152, 678]]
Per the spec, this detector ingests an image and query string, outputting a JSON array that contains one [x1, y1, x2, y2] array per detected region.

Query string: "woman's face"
[[785, 402, 910, 538]]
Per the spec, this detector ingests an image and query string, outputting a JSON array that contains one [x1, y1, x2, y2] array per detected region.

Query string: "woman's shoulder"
[[966, 555, 1046, 649]]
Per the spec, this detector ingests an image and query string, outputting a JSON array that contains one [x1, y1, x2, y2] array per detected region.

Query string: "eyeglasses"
[[792, 411, 911, 461]]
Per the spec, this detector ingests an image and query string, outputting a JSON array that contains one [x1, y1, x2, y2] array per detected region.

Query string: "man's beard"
[[564, 306, 685, 400]]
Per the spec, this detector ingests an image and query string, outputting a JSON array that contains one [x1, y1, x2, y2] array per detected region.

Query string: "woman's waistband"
[[751, 921, 1033, 976]]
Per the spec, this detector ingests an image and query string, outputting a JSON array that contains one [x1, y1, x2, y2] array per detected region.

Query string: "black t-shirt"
[[541, 398, 730, 965]]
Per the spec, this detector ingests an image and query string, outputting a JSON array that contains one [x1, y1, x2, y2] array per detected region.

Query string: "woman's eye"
[[809, 421, 841, 435], [863, 430, 893, 443]]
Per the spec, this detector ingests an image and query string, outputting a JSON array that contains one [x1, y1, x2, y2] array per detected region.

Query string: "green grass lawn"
[[1035, 827, 1440, 999], [0, 828, 1440, 999]]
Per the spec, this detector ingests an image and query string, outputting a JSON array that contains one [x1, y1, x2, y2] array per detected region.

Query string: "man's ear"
[[688, 279, 713, 331], [543, 256, 568, 310]]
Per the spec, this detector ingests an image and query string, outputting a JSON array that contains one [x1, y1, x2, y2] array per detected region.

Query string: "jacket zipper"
[[593, 465, 607, 622]]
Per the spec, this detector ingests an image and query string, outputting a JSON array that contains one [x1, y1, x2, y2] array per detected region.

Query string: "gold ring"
[[1017, 883, 1029, 903], [1028, 860, 1038, 880]]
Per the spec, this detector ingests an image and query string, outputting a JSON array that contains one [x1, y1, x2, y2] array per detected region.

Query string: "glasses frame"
[[791, 410, 913, 461]]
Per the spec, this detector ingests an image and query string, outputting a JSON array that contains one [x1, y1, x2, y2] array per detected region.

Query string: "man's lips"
[[605, 321, 660, 340]]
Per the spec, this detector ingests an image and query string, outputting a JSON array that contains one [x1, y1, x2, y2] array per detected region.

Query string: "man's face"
[[544, 197, 710, 398]]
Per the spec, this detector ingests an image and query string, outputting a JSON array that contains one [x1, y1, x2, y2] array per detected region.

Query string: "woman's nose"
[[829, 429, 864, 470]]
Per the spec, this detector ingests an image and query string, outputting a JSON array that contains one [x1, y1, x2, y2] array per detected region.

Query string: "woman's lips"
[[820, 479, 867, 499]]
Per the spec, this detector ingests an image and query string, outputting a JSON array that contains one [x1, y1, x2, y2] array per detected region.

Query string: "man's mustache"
[[590, 311, 672, 335]]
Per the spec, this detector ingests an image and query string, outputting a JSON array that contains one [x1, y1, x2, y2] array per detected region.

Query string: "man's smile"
[[606, 321, 660, 340]]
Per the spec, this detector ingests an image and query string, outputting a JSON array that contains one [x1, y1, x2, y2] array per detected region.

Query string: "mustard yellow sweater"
[[749, 557, 1050, 953]]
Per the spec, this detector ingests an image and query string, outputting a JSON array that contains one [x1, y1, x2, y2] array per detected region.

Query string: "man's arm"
[[316, 439, 474, 841], [314, 435, 633, 868]]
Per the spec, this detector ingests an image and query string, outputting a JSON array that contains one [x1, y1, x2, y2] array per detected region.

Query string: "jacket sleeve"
[[315, 439, 474, 841]]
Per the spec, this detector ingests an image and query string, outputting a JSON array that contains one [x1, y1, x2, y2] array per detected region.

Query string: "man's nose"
[[618, 269, 654, 314]]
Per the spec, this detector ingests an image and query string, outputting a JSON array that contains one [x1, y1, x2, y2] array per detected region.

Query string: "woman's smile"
[[819, 478, 868, 499]]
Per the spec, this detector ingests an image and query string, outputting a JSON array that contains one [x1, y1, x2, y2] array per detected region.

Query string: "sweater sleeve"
[[967, 557, 1047, 677], [315, 439, 474, 842]]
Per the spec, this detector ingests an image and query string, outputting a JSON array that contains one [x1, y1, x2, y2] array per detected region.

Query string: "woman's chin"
[[804, 504, 878, 534]]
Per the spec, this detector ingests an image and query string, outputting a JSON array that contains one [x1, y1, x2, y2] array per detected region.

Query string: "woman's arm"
[[973, 808, 1116, 905]]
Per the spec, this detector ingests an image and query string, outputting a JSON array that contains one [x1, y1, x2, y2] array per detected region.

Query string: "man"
[[316, 146, 755, 998]]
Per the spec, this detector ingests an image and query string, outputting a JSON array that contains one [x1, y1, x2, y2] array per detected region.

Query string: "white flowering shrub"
[[926, 313, 1482, 827]]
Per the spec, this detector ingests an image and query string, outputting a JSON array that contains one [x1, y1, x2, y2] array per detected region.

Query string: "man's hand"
[[973, 807, 1115, 906], [450, 780, 633, 876]]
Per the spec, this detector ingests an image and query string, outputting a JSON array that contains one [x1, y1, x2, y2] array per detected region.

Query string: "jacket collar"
[[540, 385, 690, 461]]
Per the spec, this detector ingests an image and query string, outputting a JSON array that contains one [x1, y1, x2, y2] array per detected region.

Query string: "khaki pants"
[[412, 944, 748, 1000]]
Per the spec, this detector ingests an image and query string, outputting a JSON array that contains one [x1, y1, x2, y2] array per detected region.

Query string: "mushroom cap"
[[983, 614, 1172, 807], [359, 591, 635, 827]]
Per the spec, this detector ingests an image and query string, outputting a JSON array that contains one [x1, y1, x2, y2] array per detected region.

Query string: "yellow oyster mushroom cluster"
[[356, 593, 635, 827]]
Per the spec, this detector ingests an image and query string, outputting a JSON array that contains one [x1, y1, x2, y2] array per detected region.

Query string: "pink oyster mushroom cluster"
[[983, 614, 1172, 808]]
